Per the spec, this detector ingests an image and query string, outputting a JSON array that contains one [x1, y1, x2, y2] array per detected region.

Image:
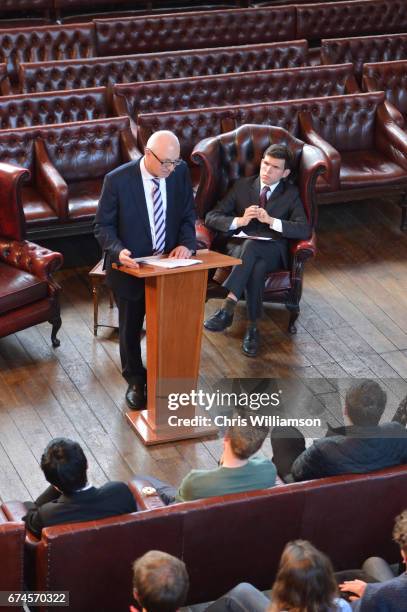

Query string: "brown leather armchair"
[[0, 163, 63, 347], [298, 91, 407, 230], [191, 124, 327, 333]]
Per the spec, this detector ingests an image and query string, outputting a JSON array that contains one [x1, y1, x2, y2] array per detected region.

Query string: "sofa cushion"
[[21, 186, 59, 225], [0, 262, 48, 315], [68, 178, 103, 220], [340, 150, 407, 189]]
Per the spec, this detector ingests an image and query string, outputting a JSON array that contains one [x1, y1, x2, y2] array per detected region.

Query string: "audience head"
[[270, 540, 338, 612], [260, 144, 293, 187], [41, 438, 88, 495], [225, 423, 269, 460], [393, 394, 407, 427], [393, 510, 407, 564], [144, 131, 181, 180], [345, 380, 387, 426], [132, 550, 189, 612]]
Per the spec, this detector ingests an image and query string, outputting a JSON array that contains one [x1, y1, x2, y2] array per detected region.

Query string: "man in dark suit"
[[94, 131, 196, 410], [23, 438, 137, 538], [204, 144, 310, 357]]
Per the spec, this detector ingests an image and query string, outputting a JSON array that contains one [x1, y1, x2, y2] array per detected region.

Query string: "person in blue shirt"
[[339, 510, 407, 612]]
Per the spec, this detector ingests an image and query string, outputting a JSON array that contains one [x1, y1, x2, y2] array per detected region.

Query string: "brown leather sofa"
[[321, 32, 407, 82], [298, 91, 407, 229], [2, 464, 407, 611], [0, 511, 25, 612], [19, 39, 309, 94], [0, 0, 52, 27], [0, 23, 96, 87], [135, 97, 321, 168], [54, 0, 149, 22], [192, 124, 326, 332], [0, 64, 10, 96], [0, 163, 63, 346], [0, 87, 112, 130], [363, 59, 407, 127], [138, 91, 407, 230], [0, 116, 139, 238], [94, 5, 296, 56], [296, 0, 407, 46], [113, 63, 358, 123], [55, 0, 240, 23]]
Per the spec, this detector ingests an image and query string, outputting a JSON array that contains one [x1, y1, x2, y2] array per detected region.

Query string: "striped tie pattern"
[[152, 178, 166, 254]]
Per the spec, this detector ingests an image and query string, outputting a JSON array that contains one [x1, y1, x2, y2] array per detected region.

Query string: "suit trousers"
[[206, 582, 269, 612], [115, 292, 147, 385], [223, 239, 283, 321]]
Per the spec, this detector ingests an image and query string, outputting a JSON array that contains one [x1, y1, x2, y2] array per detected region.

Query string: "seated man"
[[271, 380, 407, 482], [339, 509, 407, 611], [131, 550, 189, 612], [204, 144, 311, 357], [23, 438, 137, 537], [145, 423, 276, 504]]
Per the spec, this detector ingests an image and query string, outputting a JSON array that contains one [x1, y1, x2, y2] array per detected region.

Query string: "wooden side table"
[[89, 259, 117, 336]]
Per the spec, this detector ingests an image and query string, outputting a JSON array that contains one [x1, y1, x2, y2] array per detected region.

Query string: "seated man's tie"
[[259, 185, 270, 208]]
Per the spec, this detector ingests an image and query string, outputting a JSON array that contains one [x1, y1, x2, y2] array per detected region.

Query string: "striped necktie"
[[152, 178, 166, 254]]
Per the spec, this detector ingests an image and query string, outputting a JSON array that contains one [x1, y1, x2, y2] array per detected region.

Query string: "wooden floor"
[[1, 196, 407, 504]]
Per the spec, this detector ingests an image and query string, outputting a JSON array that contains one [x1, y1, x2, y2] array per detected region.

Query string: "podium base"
[[125, 410, 218, 446]]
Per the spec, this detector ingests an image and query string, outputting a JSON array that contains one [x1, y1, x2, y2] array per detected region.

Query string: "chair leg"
[[50, 315, 62, 348], [401, 192, 407, 231], [287, 306, 299, 335]]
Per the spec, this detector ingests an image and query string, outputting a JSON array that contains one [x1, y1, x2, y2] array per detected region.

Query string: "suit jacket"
[[23, 482, 137, 538], [94, 158, 196, 300], [291, 422, 407, 482], [205, 176, 310, 269]]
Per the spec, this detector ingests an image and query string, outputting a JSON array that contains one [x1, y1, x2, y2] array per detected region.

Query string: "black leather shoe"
[[126, 383, 146, 410], [242, 326, 259, 357], [204, 308, 233, 332]]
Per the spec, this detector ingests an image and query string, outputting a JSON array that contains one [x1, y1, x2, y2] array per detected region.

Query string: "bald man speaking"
[[95, 131, 196, 410]]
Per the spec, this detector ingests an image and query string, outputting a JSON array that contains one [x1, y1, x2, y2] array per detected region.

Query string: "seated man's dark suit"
[[205, 176, 310, 320], [94, 159, 196, 385], [23, 482, 137, 538]]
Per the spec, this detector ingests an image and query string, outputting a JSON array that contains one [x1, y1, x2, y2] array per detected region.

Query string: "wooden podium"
[[114, 250, 241, 445]]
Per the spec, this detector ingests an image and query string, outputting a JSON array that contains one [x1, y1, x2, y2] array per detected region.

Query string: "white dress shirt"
[[140, 157, 167, 250], [230, 179, 283, 233]]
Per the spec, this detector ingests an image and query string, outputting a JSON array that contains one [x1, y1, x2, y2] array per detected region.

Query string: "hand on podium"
[[168, 245, 192, 259]]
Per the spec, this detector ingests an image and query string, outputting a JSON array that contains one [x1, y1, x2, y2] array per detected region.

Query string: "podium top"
[[112, 249, 241, 278]]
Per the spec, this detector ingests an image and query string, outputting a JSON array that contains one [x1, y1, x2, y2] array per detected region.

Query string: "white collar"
[[140, 157, 163, 182], [260, 179, 280, 193]]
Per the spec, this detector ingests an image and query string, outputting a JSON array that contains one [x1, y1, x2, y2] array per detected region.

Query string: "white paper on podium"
[[136, 256, 203, 269], [232, 231, 273, 241]]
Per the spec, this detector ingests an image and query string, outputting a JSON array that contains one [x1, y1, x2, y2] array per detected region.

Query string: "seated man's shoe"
[[126, 383, 146, 410], [242, 326, 259, 357], [204, 308, 233, 332]]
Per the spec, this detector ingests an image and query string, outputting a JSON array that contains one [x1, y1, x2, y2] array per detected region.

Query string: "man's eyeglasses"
[[147, 148, 182, 169]]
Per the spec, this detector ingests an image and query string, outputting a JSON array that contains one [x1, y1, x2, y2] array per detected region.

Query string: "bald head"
[[144, 130, 181, 178], [147, 130, 180, 159]]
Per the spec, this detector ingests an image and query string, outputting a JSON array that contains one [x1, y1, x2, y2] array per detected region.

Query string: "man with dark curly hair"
[[339, 510, 407, 610]]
